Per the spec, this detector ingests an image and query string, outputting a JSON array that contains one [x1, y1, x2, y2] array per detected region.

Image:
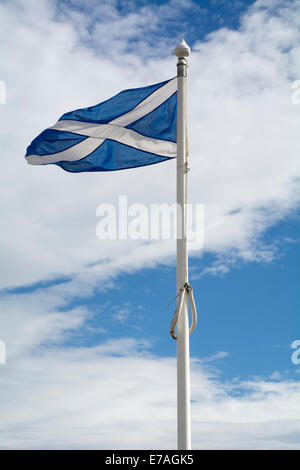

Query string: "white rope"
[[169, 282, 197, 340]]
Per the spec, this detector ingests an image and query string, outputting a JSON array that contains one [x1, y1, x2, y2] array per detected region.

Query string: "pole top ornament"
[[174, 39, 190, 58]]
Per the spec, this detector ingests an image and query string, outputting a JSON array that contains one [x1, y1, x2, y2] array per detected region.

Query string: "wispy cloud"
[[201, 351, 229, 363]]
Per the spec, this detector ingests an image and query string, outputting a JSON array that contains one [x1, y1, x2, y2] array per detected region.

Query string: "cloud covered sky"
[[0, 0, 299, 449]]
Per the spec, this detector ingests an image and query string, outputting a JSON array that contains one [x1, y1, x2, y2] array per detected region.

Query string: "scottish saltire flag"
[[25, 78, 177, 172]]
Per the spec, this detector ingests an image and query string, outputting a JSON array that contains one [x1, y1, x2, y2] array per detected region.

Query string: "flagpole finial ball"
[[174, 39, 190, 58]]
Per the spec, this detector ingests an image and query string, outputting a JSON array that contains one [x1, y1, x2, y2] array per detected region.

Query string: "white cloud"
[[201, 351, 229, 362], [269, 371, 282, 380]]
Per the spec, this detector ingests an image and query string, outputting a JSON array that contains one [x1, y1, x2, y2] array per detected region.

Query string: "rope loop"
[[169, 282, 197, 340]]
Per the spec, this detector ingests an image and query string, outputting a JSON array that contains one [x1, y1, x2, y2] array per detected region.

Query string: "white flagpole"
[[174, 39, 191, 450]]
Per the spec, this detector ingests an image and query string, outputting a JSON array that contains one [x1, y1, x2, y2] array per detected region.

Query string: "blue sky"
[[56, 0, 257, 50], [0, 0, 299, 450]]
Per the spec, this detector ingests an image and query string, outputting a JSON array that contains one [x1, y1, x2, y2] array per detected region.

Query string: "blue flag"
[[25, 78, 177, 172]]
